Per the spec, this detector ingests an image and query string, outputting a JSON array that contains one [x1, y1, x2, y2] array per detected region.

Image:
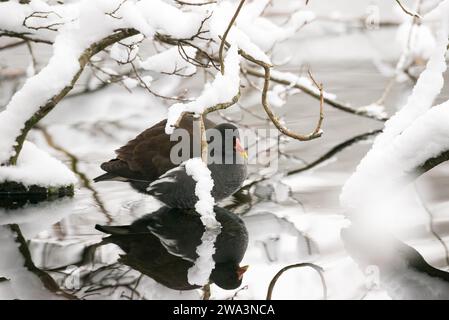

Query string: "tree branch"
[[218, 0, 246, 75], [6, 28, 139, 165], [244, 67, 388, 122], [266, 263, 327, 300], [287, 130, 382, 176], [395, 0, 421, 19]]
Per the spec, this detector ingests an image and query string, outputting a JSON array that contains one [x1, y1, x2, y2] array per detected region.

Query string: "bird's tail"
[[95, 224, 130, 236], [93, 172, 128, 183]]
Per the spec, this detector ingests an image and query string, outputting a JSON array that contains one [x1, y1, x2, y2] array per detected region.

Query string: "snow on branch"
[[0, 141, 76, 187], [165, 44, 241, 134], [341, 2, 449, 212], [184, 158, 221, 286], [139, 46, 198, 77], [0, 0, 211, 166]]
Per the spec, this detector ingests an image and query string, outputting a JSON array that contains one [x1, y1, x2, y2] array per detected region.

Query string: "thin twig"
[[0, 40, 26, 50], [219, 0, 246, 75], [266, 263, 327, 300], [260, 65, 323, 141], [395, 0, 422, 19], [245, 67, 388, 122], [287, 130, 382, 176], [130, 62, 192, 102], [175, 0, 217, 6]]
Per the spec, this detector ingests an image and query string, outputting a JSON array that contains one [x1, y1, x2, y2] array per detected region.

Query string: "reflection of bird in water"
[[93, 114, 248, 208], [95, 206, 249, 291], [342, 224, 449, 300]]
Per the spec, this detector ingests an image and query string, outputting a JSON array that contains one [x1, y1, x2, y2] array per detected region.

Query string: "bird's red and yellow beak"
[[235, 138, 248, 160], [237, 265, 249, 280]]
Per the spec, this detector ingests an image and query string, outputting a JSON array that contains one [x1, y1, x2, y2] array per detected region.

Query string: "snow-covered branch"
[[341, 1, 449, 213]]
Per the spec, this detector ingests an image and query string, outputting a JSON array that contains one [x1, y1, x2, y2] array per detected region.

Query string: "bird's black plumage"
[[94, 114, 247, 208], [95, 206, 249, 290]]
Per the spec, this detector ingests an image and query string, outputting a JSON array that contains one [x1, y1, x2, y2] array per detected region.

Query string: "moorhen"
[[95, 206, 249, 290], [94, 114, 248, 208]]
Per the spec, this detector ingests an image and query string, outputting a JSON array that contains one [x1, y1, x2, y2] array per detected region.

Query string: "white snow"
[[122, 77, 139, 89], [187, 227, 221, 287], [357, 103, 387, 119], [184, 158, 221, 286], [237, 0, 315, 51], [0, 141, 76, 187], [209, 1, 271, 65], [396, 22, 436, 62], [0, 0, 214, 165], [340, 5, 449, 218], [139, 46, 197, 76], [165, 45, 241, 134], [110, 42, 139, 64], [184, 158, 218, 228], [140, 75, 154, 88], [267, 85, 287, 108], [0, 0, 124, 164]]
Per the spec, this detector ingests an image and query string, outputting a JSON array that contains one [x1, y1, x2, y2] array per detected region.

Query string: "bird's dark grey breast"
[[146, 163, 247, 208]]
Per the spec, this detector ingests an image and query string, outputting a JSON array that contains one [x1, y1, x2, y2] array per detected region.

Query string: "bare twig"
[[130, 62, 192, 102], [23, 11, 65, 32], [395, 0, 421, 19], [244, 67, 388, 122], [266, 263, 327, 300], [287, 130, 382, 176], [175, 0, 217, 6], [260, 66, 323, 141], [0, 30, 53, 45], [0, 40, 26, 50]]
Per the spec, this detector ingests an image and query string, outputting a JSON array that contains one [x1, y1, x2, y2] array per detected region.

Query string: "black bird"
[[95, 206, 249, 291], [94, 114, 248, 208]]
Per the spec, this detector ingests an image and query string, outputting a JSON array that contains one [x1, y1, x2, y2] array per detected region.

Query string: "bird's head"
[[208, 123, 247, 164], [210, 263, 249, 290]]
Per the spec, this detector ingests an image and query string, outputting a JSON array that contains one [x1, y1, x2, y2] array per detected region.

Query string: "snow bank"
[[184, 158, 221, 286], [0, 141, 76, 187], [165, 45, 241, 134]]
